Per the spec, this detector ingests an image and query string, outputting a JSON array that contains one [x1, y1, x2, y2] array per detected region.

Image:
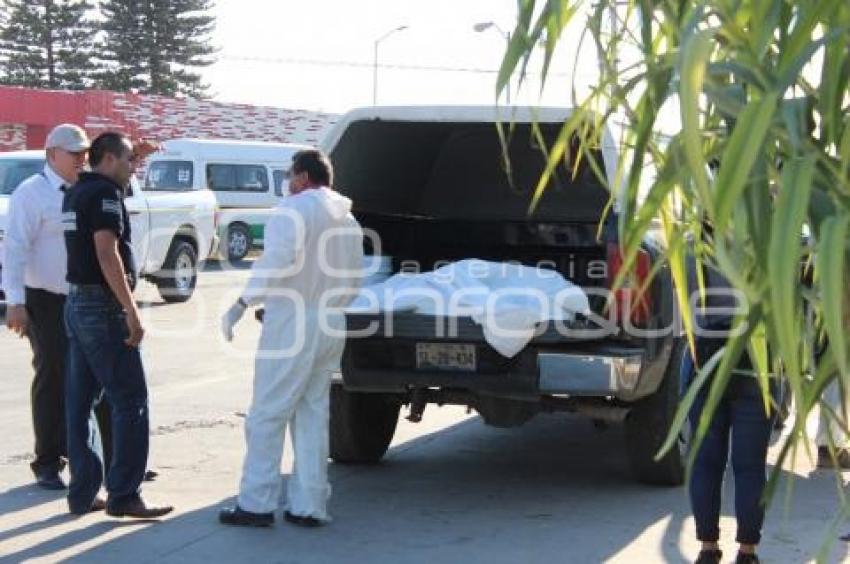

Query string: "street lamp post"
[[473, 21, 511, 105], [373, 25, 409, 105]]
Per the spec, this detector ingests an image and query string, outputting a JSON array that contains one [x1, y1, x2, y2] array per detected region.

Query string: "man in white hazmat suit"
[[218, 149, 364, 527]]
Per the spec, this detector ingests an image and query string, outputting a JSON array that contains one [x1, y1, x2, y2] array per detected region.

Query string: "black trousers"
[[25, 287, 111, 474]]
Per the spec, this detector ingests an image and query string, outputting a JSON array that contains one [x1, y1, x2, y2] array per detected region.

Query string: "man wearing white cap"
[[3, 124, 91, 490]]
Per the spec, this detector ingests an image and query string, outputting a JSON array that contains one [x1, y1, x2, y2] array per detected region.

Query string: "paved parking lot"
[[0, 262, 848, 563]]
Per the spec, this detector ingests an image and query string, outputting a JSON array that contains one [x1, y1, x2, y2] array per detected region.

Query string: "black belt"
[[68, 273, 136, 294], [67, 283, 111, 296]]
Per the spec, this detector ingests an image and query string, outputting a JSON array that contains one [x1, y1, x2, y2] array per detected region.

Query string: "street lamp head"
[[376, 24, 410, 44], [473, 21, 494, 32]]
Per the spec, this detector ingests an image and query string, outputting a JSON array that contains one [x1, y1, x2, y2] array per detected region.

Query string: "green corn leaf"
[[767, 155, 816, 384], [818, 11, 850, 147], [818, 215, 849, 379], [656, 340, 724, 461], [679, 28, 714, 212], [527, 108, 588, 214], [496, 0, 535, 98], [713, 92, 779, 232], [747, 322, 772, 414], [840, 115, 850, 182], [776, 29, 846, 93]]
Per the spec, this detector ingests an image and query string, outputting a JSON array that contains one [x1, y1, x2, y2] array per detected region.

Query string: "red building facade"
[[0, 86, 337, 151]]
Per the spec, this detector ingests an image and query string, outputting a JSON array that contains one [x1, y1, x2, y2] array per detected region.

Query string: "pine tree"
[[98, 0, 216, 97], [0, 0, 97, 89], [95, 0, 147, 92]]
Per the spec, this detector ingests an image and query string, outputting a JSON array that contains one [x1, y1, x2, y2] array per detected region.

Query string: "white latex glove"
[[221, 301, 246, 341]]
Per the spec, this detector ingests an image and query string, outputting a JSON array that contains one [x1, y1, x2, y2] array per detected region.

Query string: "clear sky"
[[202, 0, 599, 113]]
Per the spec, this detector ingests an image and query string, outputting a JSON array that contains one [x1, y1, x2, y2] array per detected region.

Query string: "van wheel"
[[625, 339, 688, 486], [226, 224, 251, 261], [154, 240, 198, 303], [330, 383, 400, 464]]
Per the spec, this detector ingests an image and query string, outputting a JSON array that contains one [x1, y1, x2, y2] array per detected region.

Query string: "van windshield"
[[0, 158, 44, 195], [145, 160, 194, 191]]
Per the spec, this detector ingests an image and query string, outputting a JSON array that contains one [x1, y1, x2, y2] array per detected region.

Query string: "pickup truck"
[[0, 150, 218, 304], [321, 106, 688, 486]]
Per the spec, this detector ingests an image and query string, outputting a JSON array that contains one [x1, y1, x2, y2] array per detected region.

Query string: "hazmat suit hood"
[[313, 187, 352, 220]]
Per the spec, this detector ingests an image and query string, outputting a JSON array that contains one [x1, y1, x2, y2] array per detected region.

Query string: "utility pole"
[[473, 21, 511, 105], [373, 25, 409, 105]]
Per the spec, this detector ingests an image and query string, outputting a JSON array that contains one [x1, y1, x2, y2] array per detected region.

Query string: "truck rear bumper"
[[538, 352, 642, 395], [341, 312, 670, 402], [341, 339, 649, 400]]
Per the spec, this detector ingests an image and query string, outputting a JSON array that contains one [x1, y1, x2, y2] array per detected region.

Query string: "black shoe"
[[69, 496, 107, 515], [817, 446, 850, 469], [219, 505, 274, 527], [735, 553, 760, 564], [283, 510, 323, 528], [34, 471, 66, 491], [107, 497, 173, 519], [695, 549, 722, 564]]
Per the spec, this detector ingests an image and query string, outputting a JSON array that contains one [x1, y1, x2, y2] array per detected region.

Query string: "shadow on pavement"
[[202, 259, 254, 273], [0, 519, 144, 562], [0, 513, 80, 551], [44, 415, 692, 562], [137, 300, 172, 309], [0, 483, 66, 518], [4, 414, 847, 563]]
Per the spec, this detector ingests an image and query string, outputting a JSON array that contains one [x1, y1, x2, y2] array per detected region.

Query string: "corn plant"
[[498, 0, 850, 544]]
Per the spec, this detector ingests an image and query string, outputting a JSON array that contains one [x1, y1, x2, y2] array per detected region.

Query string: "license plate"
[[416, 343, 477, 372]]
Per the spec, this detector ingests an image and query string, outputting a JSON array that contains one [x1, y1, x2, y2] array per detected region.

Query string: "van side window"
[[207, 164, 236, 190], [237, 165, 269, 192], [207, 164, 269, 192], [145, 160, 194, 191]]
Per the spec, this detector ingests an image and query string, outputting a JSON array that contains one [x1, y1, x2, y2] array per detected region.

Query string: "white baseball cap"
[[45, 124, 90, 152]]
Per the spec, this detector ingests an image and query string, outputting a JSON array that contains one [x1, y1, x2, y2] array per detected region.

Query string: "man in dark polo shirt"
[[62, 132, 172, 518]]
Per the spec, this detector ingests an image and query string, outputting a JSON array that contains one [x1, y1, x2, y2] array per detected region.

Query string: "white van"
[[144, 138, 311, 260]]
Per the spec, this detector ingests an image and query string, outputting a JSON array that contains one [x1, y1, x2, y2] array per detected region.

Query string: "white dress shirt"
[[2, 164, 70, 304]]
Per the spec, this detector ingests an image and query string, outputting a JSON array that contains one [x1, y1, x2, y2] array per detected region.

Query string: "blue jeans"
[[64, 285, 148, 513], [686, 341, 776, 545]]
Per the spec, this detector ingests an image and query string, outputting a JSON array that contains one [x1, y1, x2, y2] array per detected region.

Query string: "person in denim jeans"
[[686, 335, 777, 564], [683, 253, 777, 564], [64, 286, 151, 513], [62, 132, 172, 518]]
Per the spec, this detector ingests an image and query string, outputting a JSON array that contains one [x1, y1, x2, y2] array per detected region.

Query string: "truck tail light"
[[607, 243, 652, 326]]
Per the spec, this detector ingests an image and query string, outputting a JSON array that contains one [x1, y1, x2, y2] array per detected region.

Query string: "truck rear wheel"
[[330, 383, 400, 464], [154, 240, 198, 303], [625, 339, 688, 486]]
